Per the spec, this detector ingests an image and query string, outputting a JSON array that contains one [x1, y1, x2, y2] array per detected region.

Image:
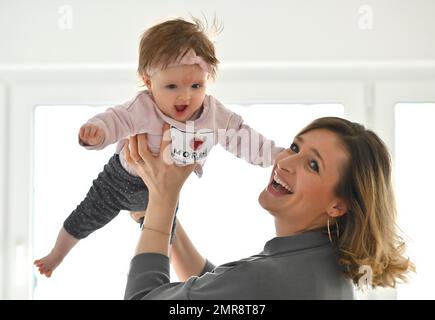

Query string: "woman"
[[123, 117, 413, 299]]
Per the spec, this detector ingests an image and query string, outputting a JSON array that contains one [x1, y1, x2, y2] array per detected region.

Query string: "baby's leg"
[[34, 154, 149, 278], [35, 153, 184, 277], [34, 227, 79, 277]]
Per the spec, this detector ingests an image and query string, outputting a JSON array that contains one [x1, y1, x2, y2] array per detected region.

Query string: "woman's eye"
[[192, 83, 201, 89], [309, 160, 319, 173], [290, 143, 299, 153], [166, 84, 177, 89]]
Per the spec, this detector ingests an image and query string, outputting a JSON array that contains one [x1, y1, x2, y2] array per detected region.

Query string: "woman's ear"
[[327, 199, 348, 218]]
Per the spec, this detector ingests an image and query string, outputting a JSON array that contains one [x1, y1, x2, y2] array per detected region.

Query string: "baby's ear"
[[141, 74, 152, 89]]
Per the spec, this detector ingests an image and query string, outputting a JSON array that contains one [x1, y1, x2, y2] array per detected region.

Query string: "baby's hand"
[[79, 124, 104, 146]]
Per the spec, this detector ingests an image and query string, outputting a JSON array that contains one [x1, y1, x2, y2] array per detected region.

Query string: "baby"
[[34, 17, 283, 277]]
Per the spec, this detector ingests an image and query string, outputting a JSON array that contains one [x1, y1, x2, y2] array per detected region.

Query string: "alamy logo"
[[164, 122, 275, 166], [58, 5, 73, 30], [358, 265, 373, 289], [358, 5, 374, 30]]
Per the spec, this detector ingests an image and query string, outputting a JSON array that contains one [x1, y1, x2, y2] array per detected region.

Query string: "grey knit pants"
[[63, 154, 177, 241]]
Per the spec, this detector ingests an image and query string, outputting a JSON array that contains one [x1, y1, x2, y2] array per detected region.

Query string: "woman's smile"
[[267, 169, 294, 197]]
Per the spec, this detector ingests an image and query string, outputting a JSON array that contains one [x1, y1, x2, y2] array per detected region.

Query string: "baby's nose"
[[178, 89, 191, 101]]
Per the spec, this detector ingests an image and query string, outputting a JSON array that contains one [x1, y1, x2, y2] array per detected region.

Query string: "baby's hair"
[[138, 16, 222, 81]]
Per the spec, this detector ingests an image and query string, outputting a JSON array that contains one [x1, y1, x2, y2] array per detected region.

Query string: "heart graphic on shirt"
[[190, 137, 206, 151]]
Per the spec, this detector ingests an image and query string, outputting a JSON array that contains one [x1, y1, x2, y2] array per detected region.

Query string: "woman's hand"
[[123, 123, 196, 203], [124, 123, 196, 256]]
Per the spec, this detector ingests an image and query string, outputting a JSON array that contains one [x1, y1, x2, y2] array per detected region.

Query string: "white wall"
[[1, 0, 435, 65], [1, 0, 435, 299]]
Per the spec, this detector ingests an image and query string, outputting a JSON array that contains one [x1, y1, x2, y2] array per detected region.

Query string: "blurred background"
[[1, 0, 434, 299]]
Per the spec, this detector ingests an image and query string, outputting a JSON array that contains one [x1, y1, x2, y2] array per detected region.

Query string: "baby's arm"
[[218, 113, 284, 167], [79, 94, 151, 150]]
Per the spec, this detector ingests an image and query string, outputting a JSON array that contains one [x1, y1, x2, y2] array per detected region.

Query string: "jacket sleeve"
[[124, 253, 177, 300], [123, 253, 272, 300], [79, 94, 151, 150], [124, 254, 215, 300], [200, 259, 216, 276]]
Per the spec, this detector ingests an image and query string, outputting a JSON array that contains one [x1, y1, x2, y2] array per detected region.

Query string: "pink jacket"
[[81, 91, 283, 177]]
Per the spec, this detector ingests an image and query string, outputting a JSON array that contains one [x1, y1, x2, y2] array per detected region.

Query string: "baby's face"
[[146, 64, 209, 122]]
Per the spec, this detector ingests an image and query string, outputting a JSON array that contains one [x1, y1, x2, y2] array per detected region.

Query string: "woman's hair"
[[298, 117, 414, 288], [138, 17, 220, 80]]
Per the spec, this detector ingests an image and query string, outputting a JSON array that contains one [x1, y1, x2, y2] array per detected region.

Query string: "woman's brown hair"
[[298, 117, 414, 288]]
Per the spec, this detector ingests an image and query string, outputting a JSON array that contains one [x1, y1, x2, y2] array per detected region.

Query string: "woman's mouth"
[[267, 172, 294, 196], [174, 105, 188, 113]]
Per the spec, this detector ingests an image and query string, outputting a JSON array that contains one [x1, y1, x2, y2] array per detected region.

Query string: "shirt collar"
[[262, 229, 331, 255]]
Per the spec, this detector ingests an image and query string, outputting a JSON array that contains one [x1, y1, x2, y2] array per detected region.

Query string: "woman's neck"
[[274, 216, 327, 237]]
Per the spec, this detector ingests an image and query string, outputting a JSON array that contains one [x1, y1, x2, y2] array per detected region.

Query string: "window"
[[395, 103, 435, 300], [33, 105, 134, 299]]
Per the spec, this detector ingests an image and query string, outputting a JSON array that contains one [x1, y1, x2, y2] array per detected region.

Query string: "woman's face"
[[258, 129, 349, 232]]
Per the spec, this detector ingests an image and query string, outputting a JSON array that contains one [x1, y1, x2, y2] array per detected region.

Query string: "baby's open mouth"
[[175, 105, 188, 113]]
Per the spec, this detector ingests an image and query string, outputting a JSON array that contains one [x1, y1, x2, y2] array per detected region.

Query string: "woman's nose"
[[277, 155, 298, 174]]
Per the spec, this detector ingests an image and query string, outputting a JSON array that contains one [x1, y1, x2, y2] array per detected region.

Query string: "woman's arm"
[[170, 220, 208, 281], [124, 124, 195, 256], [124, 125, 198, 299], [130, 211, 211, 281]]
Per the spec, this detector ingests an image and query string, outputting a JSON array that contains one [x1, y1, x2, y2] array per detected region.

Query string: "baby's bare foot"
[[34, 252, 63, 278]]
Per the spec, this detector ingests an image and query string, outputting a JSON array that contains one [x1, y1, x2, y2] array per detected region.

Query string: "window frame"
[[5, 79, 137, 298], [374, 82, 435, 299], [0, 85, 7, 300], [374, 82, 435, 164]]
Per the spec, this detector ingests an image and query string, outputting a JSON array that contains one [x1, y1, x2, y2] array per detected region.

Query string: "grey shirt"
[[124, 230, 354, 299]]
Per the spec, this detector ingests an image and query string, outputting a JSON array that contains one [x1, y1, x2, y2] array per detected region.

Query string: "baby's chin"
[[177, 108, 203, 122], [159, 108, 189, 122], [172, 112, 192, 123]]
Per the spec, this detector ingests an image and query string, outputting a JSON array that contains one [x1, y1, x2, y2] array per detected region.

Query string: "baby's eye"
[[166, 84, 177, 89], [290, 143, 299, 153], [309, 160, 319, 173], [192, 83, 201, 89]]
